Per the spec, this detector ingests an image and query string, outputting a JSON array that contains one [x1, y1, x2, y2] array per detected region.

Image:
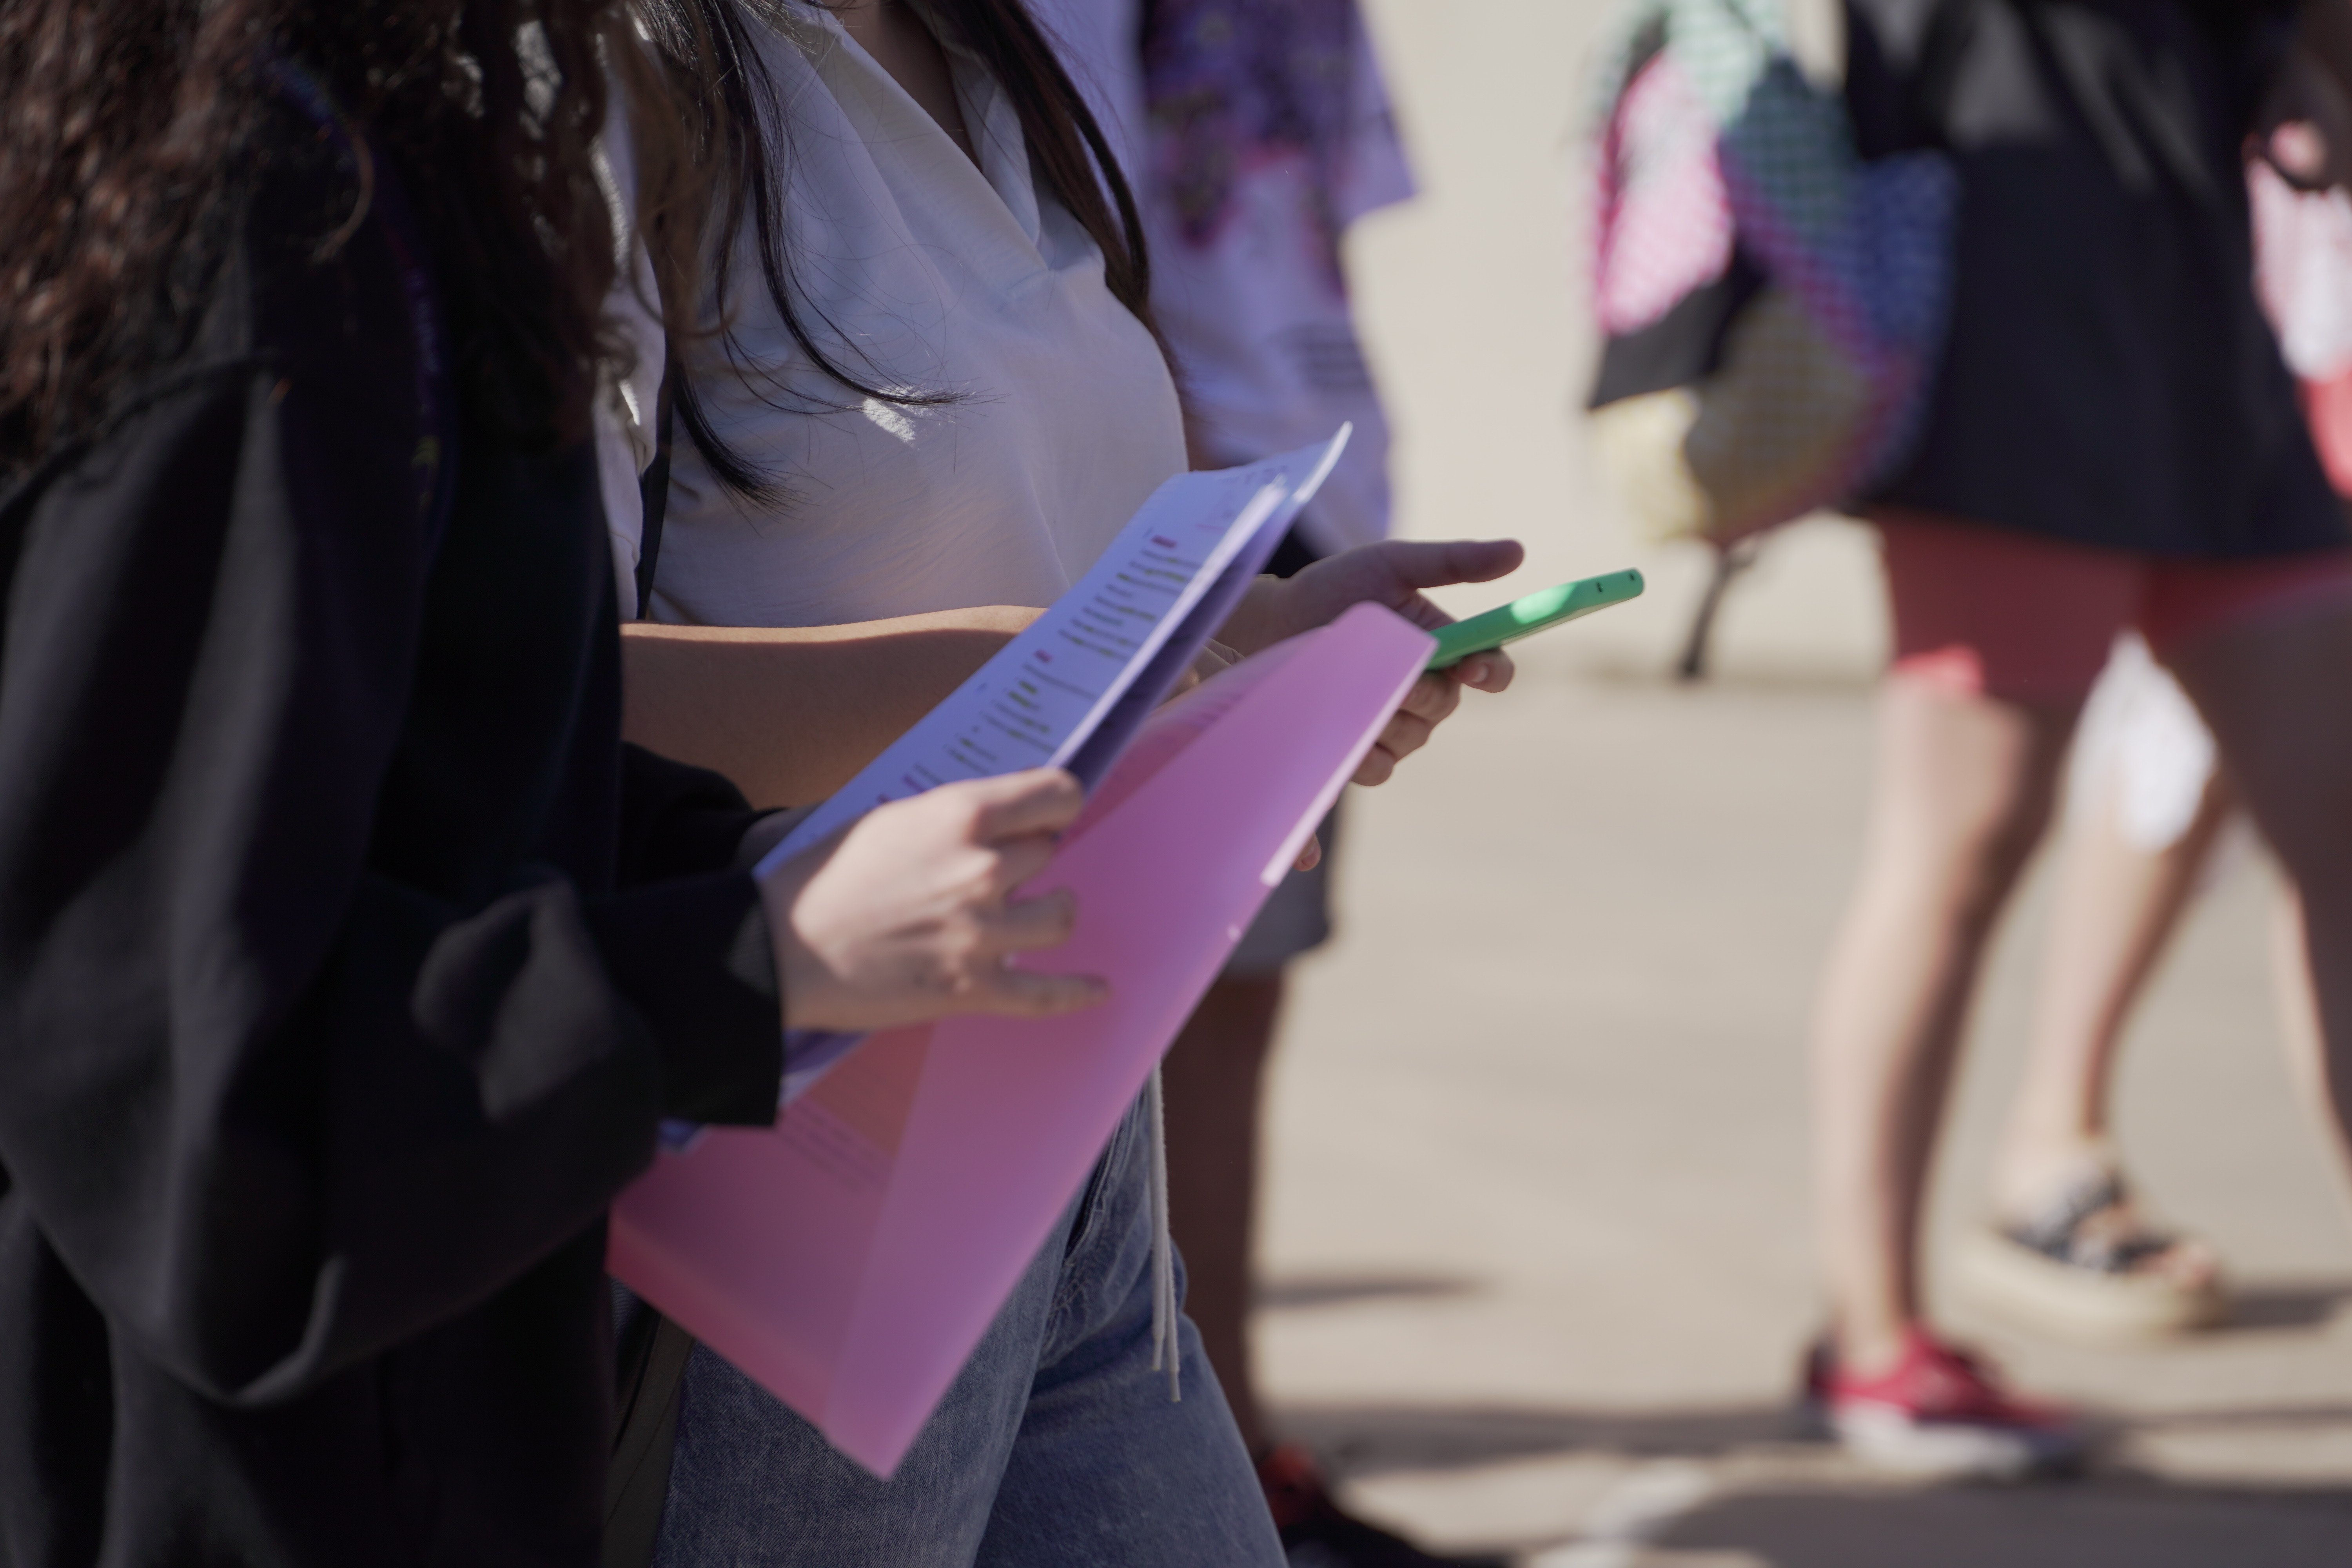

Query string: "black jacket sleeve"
[[0, 263, 779, 1410], [615, 742, 777, 884], [590, 745, 790, 1127]]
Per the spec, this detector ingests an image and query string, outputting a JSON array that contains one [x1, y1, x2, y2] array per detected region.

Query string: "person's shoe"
[[1258, 1445, 1506, 1568], [1956, 1166, 2227, 1342], [1791, 1334, 1835, 1439], [1819, 1327, 2088, 1480]]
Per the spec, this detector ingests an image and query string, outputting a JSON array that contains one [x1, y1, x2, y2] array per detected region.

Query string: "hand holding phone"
[[1426, 570, 1646, 670]]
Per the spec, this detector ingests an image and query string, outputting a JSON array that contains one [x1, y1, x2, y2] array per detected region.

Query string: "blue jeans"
[[649, 1098, 1283, 1567]]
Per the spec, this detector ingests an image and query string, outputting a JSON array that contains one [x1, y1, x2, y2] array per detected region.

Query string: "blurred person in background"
[[1029, 2, 1497, 1562], [1807, 0, 2352, 1479], [1953, 64, 2352, 1345]]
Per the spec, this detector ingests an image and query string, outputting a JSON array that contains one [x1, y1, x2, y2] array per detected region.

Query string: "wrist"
[[1216, 576, 1297, 656], [755, 844, 841, 1033], [773, 926, 863, 1034]]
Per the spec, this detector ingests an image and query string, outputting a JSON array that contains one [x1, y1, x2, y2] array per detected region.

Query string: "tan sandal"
[[1954, 1169, 2226, 1342]]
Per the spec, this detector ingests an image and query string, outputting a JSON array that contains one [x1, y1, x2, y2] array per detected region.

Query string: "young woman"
[[1809, 0, 2352, 1478], [0, 4, 1104, 1561], [1956, 103, 2352, 1343], [597, 0, 1519, 1559]]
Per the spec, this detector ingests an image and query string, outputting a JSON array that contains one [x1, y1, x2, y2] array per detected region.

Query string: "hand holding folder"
[[760, 769, 1106, 1031], [610, 430, 1449, 1475]]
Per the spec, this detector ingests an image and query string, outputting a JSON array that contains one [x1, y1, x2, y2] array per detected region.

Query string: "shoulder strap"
[[632, 341, 677, 621], [604, 1303, 697, 1568]]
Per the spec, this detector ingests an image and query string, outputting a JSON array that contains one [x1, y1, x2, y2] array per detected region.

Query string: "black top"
[[0, 107, 785, 1565], [1847, 0, 2349, 556]]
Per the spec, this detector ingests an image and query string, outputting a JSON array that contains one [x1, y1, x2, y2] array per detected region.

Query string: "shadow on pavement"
[[1283, 1401, 2352, 1566], [1658, 1477, 2352, 1568], [1257, 1272, 1484, 1312], [2221, 1277, 2352, 1333], [1278, 1396, 2352, 1474], [1276, 1401, 1798, 1474]]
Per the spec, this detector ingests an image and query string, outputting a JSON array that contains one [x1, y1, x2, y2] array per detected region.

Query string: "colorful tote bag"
[[1584, 0, 1957, 543]]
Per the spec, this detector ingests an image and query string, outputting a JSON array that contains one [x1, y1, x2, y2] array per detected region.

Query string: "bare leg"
[[1813, 679, 2078, 1374], [1991, 777, 2232, 1203], [2168, 603, 2352, 1191], [1160, 974, 1287, 1454], [1964, 768, 2232, 1302], [2273, 891, 2327, 1122]]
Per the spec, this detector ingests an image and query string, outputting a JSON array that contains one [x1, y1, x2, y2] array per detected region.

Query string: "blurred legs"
[[2168, 602, 2352, 1194], [1811, 678, 2078, 1374], [1991, 776, 2233, 1212]]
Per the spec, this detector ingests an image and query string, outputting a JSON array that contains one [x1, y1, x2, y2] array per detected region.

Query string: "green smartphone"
[[1425, 569, 1646, 671]]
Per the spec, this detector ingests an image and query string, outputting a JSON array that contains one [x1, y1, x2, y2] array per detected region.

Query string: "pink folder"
[[607, 602, 1435, 1475]]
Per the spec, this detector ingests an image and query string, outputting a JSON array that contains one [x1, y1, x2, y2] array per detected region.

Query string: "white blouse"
[[599, 1, 1186, 627]]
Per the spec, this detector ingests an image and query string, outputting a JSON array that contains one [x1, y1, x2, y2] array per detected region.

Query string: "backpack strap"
[[632, 340, 677, 620], [604, 1303, 698, 1568]]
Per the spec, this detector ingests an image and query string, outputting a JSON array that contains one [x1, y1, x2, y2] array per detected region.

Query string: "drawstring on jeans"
[[1143, 1065, 1181, 1401]]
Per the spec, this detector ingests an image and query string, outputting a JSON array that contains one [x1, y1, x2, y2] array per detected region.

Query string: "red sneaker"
[[1823, 1327, 2087, 1479]]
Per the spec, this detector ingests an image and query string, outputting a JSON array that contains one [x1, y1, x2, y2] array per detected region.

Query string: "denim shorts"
[[647, 1097, 1283, 1567]]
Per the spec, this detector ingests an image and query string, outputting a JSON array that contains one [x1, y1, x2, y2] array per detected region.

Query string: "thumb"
[[958, 768, 1087, 842]]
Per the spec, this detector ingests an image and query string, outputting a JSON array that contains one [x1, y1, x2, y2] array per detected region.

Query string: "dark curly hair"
[[0, 0, 648, 471]]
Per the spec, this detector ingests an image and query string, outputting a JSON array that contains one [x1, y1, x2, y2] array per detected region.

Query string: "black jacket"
[[0, 106, 782, 1565]]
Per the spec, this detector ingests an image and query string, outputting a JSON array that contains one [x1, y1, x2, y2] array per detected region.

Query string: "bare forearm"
[[621, 607, 1042, 809]]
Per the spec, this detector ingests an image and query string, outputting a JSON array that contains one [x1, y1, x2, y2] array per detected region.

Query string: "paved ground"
[[1251, 661, 2352, 1566]]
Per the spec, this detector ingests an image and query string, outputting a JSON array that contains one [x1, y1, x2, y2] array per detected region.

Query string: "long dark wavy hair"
[[635, 0, 1159, 501], [0, 0, 657, 472]]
